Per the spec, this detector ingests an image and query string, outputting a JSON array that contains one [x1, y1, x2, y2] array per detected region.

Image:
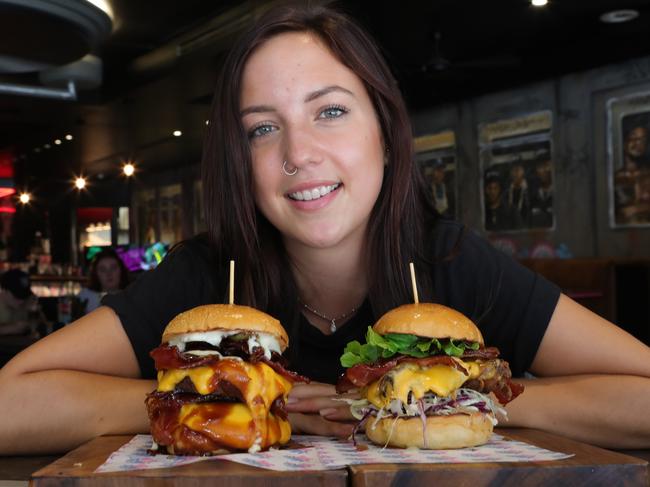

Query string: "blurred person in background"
[[485, 172, 521, 231], [428, 159, 451, 217], [0, 269, 45, 336], [530, 159, 554, 228], [622, 125, 649, 171], [78, 249, 129, 314], [505, 162, 530, 224]]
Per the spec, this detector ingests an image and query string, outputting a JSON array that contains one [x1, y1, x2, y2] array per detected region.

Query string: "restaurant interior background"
[[0, 0, 649, 343]]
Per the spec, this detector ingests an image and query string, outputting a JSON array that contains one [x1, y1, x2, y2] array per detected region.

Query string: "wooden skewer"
[[229, 260, 235, 305], [409, 262, 419, 304]]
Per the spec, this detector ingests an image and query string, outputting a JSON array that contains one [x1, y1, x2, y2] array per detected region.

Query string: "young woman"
[[0, 5, 648, 455], [78, 249, 130, 314]]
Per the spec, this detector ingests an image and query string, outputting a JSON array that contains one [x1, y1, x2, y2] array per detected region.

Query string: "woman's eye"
[[248, 124, 276, 139], [319, 105, 348, 119]]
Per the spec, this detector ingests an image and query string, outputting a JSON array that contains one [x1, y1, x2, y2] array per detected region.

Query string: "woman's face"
[[240, 32, 385, 250], [96, 257, 121, 292]]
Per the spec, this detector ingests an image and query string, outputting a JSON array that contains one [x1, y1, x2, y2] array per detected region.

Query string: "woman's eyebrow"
[[240, 85, 354, 116], [241, 104, 276, 117], [304, 85, 354, 102]]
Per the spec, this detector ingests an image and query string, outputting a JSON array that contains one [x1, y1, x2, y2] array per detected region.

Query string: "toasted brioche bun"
[[162, 304, 288, 351], [373, 303, 483, 344], [365, 412, 493, 449]]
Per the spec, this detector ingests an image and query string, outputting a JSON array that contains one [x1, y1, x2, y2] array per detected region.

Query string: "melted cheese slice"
[[181, 402, 253, 430], [157, 358, 293, 451], [366, 359, 485, 408], [158, 366, 215, 395], [178, 403, 291, 451], [157, 359, 292, 407]]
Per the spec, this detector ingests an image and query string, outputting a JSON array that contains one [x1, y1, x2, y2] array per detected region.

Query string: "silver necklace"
[[300, 300, 359, 333]]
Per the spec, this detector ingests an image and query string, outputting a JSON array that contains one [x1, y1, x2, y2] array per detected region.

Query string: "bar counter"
[[0, 428, 646, 487]]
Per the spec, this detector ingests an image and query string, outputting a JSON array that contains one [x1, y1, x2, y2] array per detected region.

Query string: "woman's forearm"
[[503, 374, 650, 449], [0, 369, 155, 455]]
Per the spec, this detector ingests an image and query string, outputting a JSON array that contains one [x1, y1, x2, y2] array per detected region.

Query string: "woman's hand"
[[287, 381, 358, 437]]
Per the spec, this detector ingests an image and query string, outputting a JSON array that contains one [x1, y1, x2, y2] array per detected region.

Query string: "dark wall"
[[411, 55, 650, 258], [11, 177, 131, 264]]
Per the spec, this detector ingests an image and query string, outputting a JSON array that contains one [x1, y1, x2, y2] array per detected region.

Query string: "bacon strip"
[[261, 358, 310, 384], [336, 355, 467, 393], [336, 353, 524, 406], [151, 343, 279, 369], [270, 396, 288, 420], [460, 359, 523, 405], [492, 379, 524, 404], [150, 345, 308, 383], [460, 346, 500, 360], [146, 392, 289, 454], [151, 345, 216, 369]]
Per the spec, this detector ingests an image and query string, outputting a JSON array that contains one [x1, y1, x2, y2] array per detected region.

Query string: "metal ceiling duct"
[[0, 0, 111, 99], [0, 0, 112, 73]]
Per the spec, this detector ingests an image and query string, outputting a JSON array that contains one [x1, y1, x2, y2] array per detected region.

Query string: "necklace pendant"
[[330, 320, 337, 333]]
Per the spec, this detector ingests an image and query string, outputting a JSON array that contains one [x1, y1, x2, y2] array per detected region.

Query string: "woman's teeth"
[[288, 183, 340, 201]]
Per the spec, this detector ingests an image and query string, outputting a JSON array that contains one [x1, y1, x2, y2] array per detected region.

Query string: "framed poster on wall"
[[478, 111, 554, 233], [607, 92, 650, 228], [414, 130, 457, 219]]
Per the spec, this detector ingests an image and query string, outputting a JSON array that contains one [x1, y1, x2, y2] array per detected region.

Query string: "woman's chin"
[[285, 227, 347, 250], [293, 221, 372, 252]]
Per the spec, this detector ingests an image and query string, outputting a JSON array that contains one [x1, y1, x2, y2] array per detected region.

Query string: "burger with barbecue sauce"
[[337, 303, 524, 449], [146, 304, 308, 455]]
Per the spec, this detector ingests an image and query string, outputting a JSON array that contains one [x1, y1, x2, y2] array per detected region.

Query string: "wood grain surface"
[[26, 429, 650, 487], [29, 436, 347, 487], [350, 428, 649, 487]]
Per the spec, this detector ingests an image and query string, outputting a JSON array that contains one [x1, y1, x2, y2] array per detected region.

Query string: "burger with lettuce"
[[337, 303, 524, 449]]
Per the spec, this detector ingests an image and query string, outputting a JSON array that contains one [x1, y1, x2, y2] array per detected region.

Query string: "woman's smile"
[[285, 181, 342, 211], [287, 182, 341, 202]]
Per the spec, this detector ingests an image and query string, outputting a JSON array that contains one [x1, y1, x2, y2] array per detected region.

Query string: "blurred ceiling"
[[1, 0, 650, 198]]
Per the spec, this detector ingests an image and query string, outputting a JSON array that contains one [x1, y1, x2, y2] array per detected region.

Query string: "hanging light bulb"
[[123, 162, 135, 177], [75, 177, 87, 190], [19, 192, 31, 204]]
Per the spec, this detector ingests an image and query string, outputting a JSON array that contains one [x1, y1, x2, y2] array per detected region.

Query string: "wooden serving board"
[[28, 429, 649, 487], [349, 428, 649, 487], [29, 436, 348, 487]]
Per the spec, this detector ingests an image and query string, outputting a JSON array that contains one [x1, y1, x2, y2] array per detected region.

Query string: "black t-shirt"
[[103, 220, 560, 383]]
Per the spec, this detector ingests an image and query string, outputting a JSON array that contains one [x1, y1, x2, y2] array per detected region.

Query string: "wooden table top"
[[0, 454, 58, 481], [350, 428, 649, 487], [28, 436, 348, 487], [21, 428, 650, 487]]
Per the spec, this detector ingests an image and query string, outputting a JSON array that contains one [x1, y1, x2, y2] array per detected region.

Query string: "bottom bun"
[[365, 412, 494, 449]]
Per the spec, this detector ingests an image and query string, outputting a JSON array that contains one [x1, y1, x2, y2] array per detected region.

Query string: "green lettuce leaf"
[[339, 326, 483, 367]]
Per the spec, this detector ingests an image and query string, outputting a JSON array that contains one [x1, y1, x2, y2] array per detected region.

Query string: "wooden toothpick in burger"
[[337, 262, 524, 449], [409, 261, 419, 304], [145, 260, 308, 455], [229, 259, 235, 305]]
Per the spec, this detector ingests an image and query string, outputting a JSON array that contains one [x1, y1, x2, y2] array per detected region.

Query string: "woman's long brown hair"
[[201, 4, 437, 360]]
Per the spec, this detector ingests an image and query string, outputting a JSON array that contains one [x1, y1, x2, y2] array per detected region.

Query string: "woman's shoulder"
[[123, 234, 217, 292], [162, 234, 215, 272], [167, 233, 212, 259], [426, 219, 514, 290], [428, 219, 484, 261]]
